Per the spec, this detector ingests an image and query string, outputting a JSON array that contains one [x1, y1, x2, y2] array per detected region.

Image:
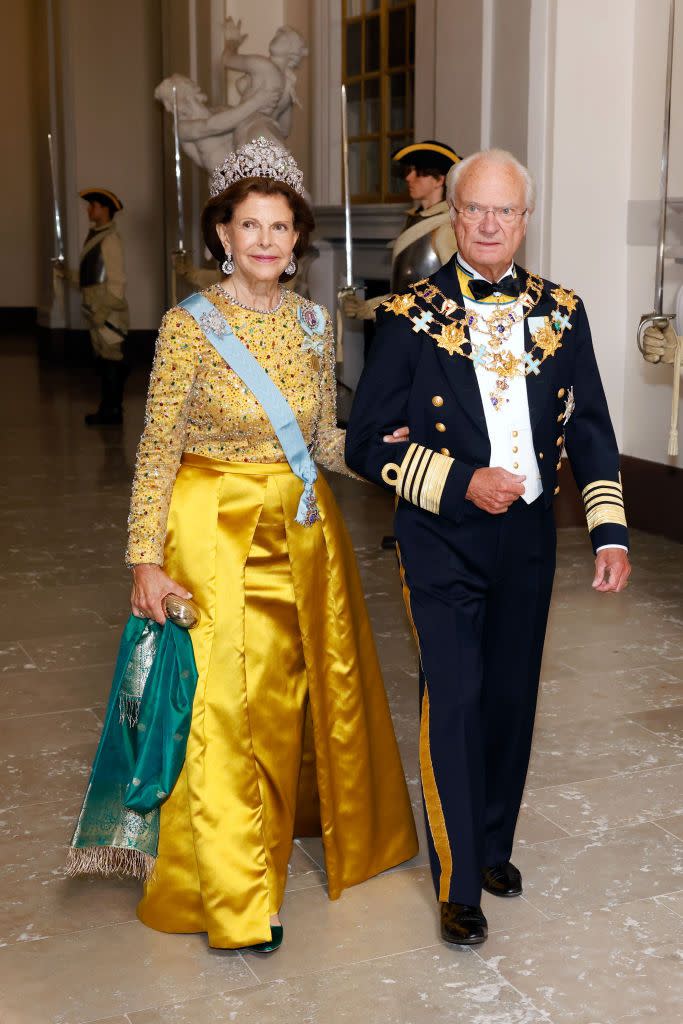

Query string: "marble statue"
[[154, 20, 307, 174]]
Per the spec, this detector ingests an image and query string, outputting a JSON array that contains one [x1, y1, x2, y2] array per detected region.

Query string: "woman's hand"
[[130, 564, 193, 625]]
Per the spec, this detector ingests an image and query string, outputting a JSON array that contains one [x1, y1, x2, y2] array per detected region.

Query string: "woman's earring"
[[284, 253, 297, 276], [221, 252, 234, 275]]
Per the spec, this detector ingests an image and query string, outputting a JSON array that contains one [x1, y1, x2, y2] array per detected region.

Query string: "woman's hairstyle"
[[201, 178, 315, 277]]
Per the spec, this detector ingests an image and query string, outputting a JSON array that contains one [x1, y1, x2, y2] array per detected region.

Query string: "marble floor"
[[0, 332, 682, 1024]]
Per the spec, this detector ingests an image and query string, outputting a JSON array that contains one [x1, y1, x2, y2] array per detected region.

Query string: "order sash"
[[180, 292, 320, 527]]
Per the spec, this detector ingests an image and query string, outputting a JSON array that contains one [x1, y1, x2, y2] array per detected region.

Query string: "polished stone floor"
[[0, 333, 682, 1024]]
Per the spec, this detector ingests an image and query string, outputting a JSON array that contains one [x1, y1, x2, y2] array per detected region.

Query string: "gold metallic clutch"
[[162, 595, 201, 630]]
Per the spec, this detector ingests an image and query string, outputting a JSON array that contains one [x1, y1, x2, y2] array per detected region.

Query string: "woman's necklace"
[[218, 282, 285, 314]]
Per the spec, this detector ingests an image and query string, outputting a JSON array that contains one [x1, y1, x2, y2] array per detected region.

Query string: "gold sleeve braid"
[[311, 313, 357, 478], [382, 443, 454, 514], [581, 478, 627, 532], [126, 309, 201, 565]]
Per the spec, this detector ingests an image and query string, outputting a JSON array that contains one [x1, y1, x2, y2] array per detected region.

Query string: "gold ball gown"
[[126, 285, 418, 948]]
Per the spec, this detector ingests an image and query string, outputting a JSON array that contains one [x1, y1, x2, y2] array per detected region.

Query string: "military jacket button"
[[556, 460, 562, 470], [538, 452, 544, 460], [556, 436, 563, 446], [554, 485, 560, 495], [557, 388, 566, 398], [557, 413, 564, 423], [431, 395, 444, 407], [440, 447, 450, 456], [435, 422, 447, 433]]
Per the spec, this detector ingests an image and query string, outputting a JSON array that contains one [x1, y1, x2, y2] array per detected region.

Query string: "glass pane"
[[406, 71, 414, 132], [408, 12, 415, 65], [365, 14, 380, 73], [364, 77, 380, 134], [390, 73, 407, 131], [349, 141, 362, 199], [346, 0, 363, 15], [388, 8, 407, 67], [346, 21, 361, 77], [364, 140, 380, 197], [346, 81, 361, 136], [365, 0, 380, 10], [388, 137, 410, 194]]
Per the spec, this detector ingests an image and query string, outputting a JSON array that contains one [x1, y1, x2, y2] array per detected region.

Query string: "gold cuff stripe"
[[399, 443, 424, 505], [396, 443, 454, 514], [586, 503, 628, 532], [419, 686, 453, 902], [584, 493, 625, 515], [410, 447, 434, 506], [582, 479, 624, 501]]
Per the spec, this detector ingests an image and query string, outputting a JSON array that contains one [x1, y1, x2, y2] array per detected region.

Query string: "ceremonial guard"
[[342, 140, 462, 321], [60, 189, 129, 425], [345, 149, 631, 946]]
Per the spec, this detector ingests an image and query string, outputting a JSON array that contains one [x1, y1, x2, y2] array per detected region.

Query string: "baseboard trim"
[[0, 307, 37, 329], [555, 454, 682, 544]]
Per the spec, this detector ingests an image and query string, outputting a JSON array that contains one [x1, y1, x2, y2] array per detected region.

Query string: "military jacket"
[[345, 254, 628, 553]]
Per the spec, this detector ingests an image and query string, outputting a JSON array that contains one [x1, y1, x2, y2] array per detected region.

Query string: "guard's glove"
[[340, 292, 386, 321], [642, 320, 680, 364]]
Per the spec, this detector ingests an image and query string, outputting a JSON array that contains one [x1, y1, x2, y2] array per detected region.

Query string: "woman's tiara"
[[209, 137, 305, 197]]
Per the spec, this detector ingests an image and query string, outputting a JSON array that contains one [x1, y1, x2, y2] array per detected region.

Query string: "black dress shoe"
[[482, 861, 522, 897], [440, 902, 488, 946]]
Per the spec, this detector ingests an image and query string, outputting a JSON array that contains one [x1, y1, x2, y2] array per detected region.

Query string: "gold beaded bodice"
[[126, 286, 348, 566]]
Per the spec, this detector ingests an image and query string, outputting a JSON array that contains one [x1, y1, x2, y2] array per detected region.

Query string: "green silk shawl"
[[67, 615, 198, 880]]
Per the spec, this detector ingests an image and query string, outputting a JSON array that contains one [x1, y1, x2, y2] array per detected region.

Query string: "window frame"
[[341, 0, 416, 203]]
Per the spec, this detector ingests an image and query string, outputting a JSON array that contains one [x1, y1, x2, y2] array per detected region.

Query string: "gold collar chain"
[[382, 276, 579, 412]]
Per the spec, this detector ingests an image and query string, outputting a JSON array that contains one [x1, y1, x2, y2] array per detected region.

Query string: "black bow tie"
[[468, 274, 520, 301]]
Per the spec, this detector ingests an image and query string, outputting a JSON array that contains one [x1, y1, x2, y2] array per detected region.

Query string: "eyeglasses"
[[453, 203, 528, 224]]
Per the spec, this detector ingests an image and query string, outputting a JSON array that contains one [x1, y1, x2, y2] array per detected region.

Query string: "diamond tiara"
[[209, 137, 305, 198]]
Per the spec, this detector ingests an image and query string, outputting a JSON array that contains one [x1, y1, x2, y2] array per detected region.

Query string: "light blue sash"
[[180, 292, 320, 527]]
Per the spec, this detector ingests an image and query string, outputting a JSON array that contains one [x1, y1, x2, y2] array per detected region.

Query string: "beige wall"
[[0, 0, 39, 308], [489, 0, 530, 160], [61, 0, 165, 329], [545, 0, 682, 468]]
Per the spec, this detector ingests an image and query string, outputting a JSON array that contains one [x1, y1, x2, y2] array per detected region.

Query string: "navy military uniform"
[[345, 253, 627, 908]]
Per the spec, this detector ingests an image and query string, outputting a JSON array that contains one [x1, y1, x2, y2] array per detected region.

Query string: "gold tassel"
[[66, 845, 156, 882]]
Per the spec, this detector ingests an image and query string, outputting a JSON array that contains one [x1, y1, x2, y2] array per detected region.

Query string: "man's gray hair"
[[446, 149, 536, 213]]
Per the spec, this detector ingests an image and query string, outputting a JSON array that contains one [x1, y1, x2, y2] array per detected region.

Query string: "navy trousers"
[[395, 494, 556, 907]]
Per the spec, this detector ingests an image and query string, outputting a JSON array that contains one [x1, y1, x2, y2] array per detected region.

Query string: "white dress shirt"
[[458, 255, 542, 505], [457, 255, 625, 552]]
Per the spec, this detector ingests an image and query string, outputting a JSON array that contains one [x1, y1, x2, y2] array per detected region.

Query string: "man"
[[342, 140, 462, 320], [345, 149, 631, 947], [60, 189, 129, 425]]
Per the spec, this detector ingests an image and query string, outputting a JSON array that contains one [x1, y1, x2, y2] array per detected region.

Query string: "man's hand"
[[383, 426, 409, 444], [466, 467, 526, 514], [592, 548, 631, 593], [642, 321, 679, 365]]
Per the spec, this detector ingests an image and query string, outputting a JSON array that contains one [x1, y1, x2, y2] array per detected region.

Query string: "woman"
[[126, 138, 418, 951]]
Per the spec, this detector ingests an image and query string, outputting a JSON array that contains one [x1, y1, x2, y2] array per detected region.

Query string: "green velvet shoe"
[[244, 924, 283, 954]]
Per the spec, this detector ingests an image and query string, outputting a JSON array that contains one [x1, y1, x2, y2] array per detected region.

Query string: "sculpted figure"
[[154, 21, 307, 173]]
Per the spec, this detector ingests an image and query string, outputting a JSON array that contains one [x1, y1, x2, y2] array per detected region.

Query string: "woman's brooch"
[[298, 303, 326, 356]]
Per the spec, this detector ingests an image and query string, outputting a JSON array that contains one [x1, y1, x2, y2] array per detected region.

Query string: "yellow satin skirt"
[[137, 455, 418, 948]]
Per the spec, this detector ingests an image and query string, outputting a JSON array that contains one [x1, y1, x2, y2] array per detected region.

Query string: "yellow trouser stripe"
[[419, 687, 453, 902], [397, 544, 453, 901]]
